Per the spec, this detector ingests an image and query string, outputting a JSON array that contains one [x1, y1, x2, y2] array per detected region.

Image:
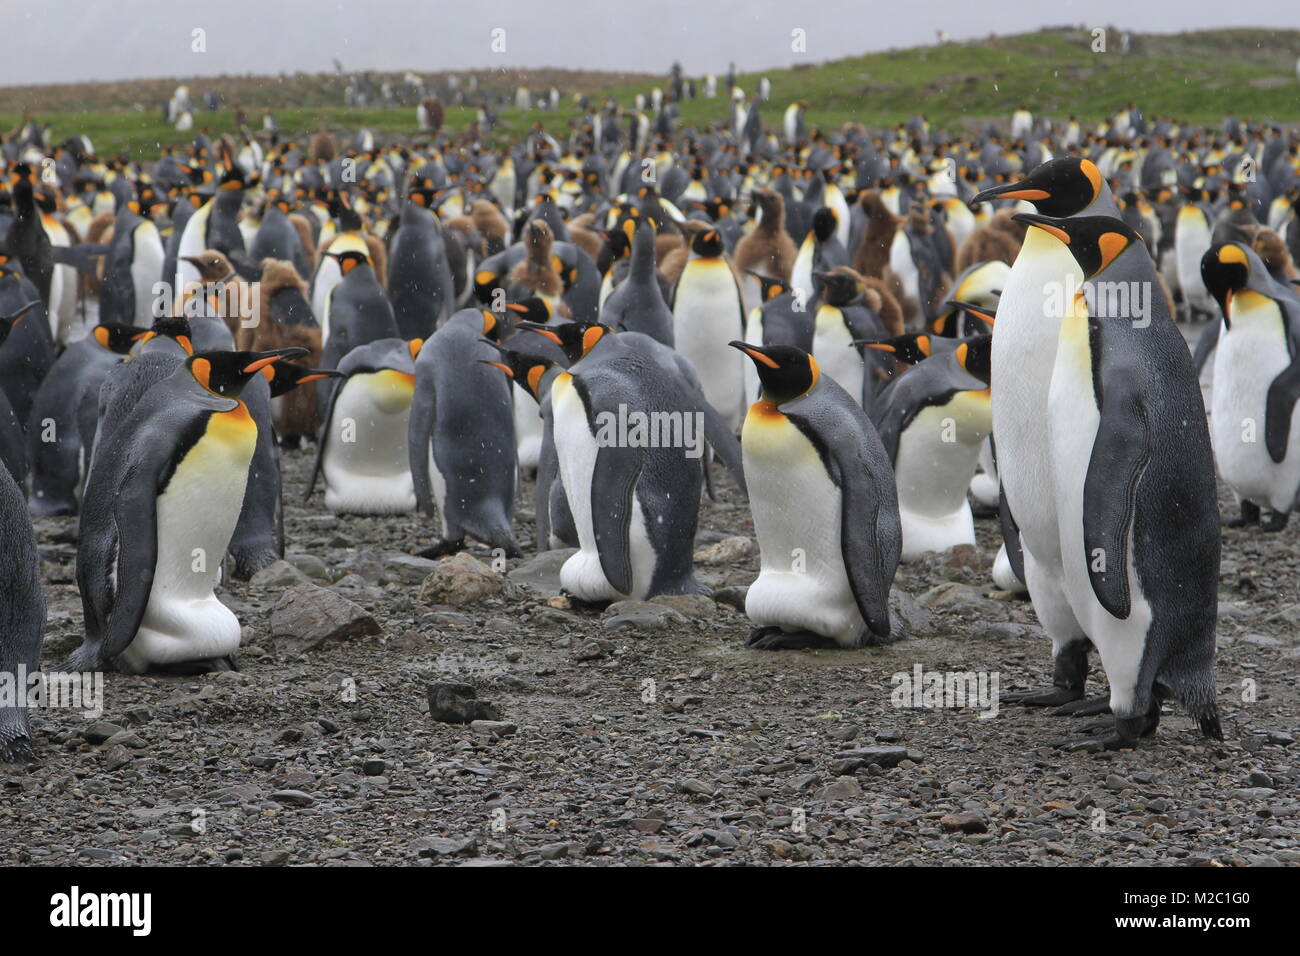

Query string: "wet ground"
[[3, 431, 1296, 867]]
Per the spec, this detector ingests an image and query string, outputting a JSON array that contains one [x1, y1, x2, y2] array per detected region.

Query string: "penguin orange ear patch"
[[581, 326, 605, 355], [191, 358, 212, 390], [1098, 233, 1129, 273]]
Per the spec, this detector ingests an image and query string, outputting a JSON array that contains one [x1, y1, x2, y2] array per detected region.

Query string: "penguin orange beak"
[[480, 360, 514, 377], [972, 179, 1050, 205], [524, 326, 564, 346], [728, 340, 779, 368], [944, 300, 998, 326], [505, 303, 529, 314], [1011, 212, 1071, 244]]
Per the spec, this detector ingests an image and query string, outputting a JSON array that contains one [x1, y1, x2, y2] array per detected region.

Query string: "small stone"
[[940, 811, 988, 834], [630, 818, 664, 834], [603, 601, 688, 632], [260, 850, 291, 867], [677, 778, 715, 797], [1104, 774, 1131, 792], [507, 549, 575, 597], [470, 720, 517, 739], [539, 842, 569, 860], [426, 681, 501, 724], [694, 536, 756, 565], [411, 835, 478, 858], [82, 722, 125, 744], [362, 759, 389, 776], [814, 778, 863, 801], [768, 839, 794, 859], [285, 553, 330, 580], [103, 745, 133, 771], [711, 586, 748, 613], [834, 746, 910, 768], [249, 560, 311, 587], [270, 790, 315, 807], [419, 553, 504, 606], [649, 593, 716, 618]]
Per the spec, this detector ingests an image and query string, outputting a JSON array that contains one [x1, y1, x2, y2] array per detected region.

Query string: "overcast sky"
[[5, 0, 1299, 86]]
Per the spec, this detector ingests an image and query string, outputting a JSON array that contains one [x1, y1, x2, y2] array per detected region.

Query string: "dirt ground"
[[3, 425, 1296, 867]]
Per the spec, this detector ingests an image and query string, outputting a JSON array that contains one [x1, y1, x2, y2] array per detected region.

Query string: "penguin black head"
[[729, 341, 819, 404], [479, 309, 510, 343], [972, 157, 1104, 218], [954, 335, 992, 385], [519, 321, 610, 365], [188, 347, 309, 397], [504, 296, 555, 325], [260, 360, 344, 399], [1200, 243, 1251, 320], [746, 271, 787, 302], [937, 299, 997, 336], [324, 249, 370, 275], [817, 267, 864, 307], [92, 323, 148, 355], [0, 300, 41, 347], [690, 228, 725, 258], [139, 316, 196, 355], [857, 333, 933, 365], [479, 345, 555, 401], [1012, 213, 1142, 280], [811, 207, 838, 243]]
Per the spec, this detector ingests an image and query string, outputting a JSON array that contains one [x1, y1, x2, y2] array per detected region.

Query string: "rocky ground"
[[3, 444, 1297, 868]]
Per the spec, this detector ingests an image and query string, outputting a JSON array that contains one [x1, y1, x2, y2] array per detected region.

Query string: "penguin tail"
[[1171, 673, 1223, 741], [0, 728, 36, 764], [1194, 703, 1224, 742]]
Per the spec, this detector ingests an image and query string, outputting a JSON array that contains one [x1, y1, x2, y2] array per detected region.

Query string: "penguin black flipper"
[[304, 381, 343, 503], [787, 408, 898, 638], [408, 360, 438, 516], [1263, 302, 1300, 463], [51, 243, 109, 276], [591, 442, 644, 596], [1083, 392, 1151, 620], [998, 483, 1027, 586], [699, 401, 747, 497]]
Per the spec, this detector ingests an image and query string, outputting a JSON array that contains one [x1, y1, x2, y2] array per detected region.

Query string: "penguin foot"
[[148, 655, 239, 676], [1224, 501, 1260, 528], [1049, 694, 1112, 717], [417, 538, 466, 559], [1051, 707, 1160, 752], [745, 627, 838, 650], [1000, 685, 1085, 707], [1261, 511, 1290, 533]]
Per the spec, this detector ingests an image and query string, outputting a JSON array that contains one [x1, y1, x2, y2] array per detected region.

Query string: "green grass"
[[4, 28, 1298, 158]]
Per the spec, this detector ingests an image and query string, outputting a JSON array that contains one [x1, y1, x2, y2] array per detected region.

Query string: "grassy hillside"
[[2, 27, 1298, 159]]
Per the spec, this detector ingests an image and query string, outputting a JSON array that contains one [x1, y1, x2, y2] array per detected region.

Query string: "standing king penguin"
[[67, 348, 304, 674], [731, 342, 901, 649], [1017, 212, 1222, 749]]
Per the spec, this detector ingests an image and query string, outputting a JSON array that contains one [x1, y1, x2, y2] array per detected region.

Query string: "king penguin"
[[67, 348, 304, 675], [523, 321, 744, 603], [1201, 241, 1300, 530], [731, 341, 901, 649], [0, 460, 44, 760], [1014, 212, 1222, 749], [865, 335, 992, 561], [27, 323, 143, 516], [308, 337, 422, 514], [672, 228, 747, 429], [387, 184, 456, 337], [409, 309, 521, 557], [971, 157, 1119, 710]]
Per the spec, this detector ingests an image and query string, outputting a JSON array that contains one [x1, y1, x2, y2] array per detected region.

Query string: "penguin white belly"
[[322, 371, 417, 514], [117, 405, 255, 671], [673, 262, 745, 430], [1174, 213, 1212, 314], [791, 239, 816, 309], [991, 229, 1078, 571], [552, 375, 656, 601], [174, 203, 212, 291], [513, 384, 543, 473], [742, 402, 865, 646], [813, 306, 864, 406], [889, 231, 919, 306], [598, 271, 615, 310], [893, 394, 989, 561], [968, 436, 1000, 508], [1211, 304, 1300, 511], [47, 258, 72, 343], [131, 221, 167, 327], [1048, 362, 1153, 718], [991, 543, 1026, 593]]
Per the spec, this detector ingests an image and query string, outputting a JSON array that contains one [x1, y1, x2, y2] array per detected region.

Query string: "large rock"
[[426, 681, 501, 724], [386, 553, 439, 585], [419, 553, 504, 606], [507, 549, 576, 597], [269, 584, 381, 654], [889, 589, 936, 636]]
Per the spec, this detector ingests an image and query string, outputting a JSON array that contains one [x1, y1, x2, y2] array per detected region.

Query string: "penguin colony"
[[3, 97, 1300, 765]]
